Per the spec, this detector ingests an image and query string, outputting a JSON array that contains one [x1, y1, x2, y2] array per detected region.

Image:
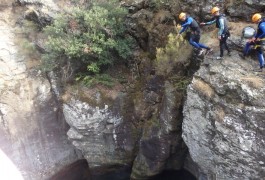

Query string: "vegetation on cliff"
[[42, 0, 134, 87]]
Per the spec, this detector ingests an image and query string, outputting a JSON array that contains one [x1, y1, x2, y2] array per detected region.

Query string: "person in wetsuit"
[[177, 12, 212, 56], [201, 7, 231, 60], [241, 13, 265, 72]]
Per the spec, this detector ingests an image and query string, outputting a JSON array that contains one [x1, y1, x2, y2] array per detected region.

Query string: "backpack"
[[242, 26, 256, 39]]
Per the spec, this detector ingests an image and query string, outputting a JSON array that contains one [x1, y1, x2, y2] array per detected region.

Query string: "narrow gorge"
[[0, 0, 264, 180]]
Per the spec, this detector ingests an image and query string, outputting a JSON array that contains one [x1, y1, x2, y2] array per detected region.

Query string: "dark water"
[[92, 169, 196, 180], [151, 170, 196, 180], [50, 160, 196, 180], [49, 160, 90, 180], [90, 166, 131, 180]]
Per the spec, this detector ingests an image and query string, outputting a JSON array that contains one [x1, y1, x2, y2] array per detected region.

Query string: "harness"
[[253, 18, 265, 49], [253, 39, 265, 49]]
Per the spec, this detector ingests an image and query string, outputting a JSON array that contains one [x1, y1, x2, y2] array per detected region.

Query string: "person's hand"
[[176, 33, 180, 38], [248, 37, 256, 42], [256, 38, 261, 41], [218, 36, 221, 40], [176, 24, 182, 29], [200, 22, 206, 26]]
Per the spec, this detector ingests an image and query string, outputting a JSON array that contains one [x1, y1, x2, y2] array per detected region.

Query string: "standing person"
[[177, 12, 212, 56], [240, 13, 265, 72], [200, 7, 231, 60]]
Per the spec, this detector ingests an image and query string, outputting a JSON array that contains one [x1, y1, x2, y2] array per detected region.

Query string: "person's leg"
[[219, 39, 225, 57], [216, 35, 227, 60], [239, 41, 254, 59], [197, 42, 210, 49], [189, 35, 200, 49], [194, 34, 209, 49], [194, 34, 213, 55], [193, 33, 200, 43], [189, 39, 200, 48], [223, 36, 231, 55], [257, 47, 264, 69], [243, 41, 255, 55], [189, 34, 205, 56]]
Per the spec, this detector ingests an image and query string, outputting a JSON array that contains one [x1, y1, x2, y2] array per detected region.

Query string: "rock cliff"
[[0, 1, 80, 180], [1, 0, 265, 179], [183, 53, 265, 179]]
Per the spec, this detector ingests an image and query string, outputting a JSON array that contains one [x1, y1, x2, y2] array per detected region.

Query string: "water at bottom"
[[92, 169, 196, 180], [50, 161, 196, 180]]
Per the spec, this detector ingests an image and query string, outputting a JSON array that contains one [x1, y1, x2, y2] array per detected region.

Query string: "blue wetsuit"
[[179, 16, 210, 50], [243, 19, 265, 68]]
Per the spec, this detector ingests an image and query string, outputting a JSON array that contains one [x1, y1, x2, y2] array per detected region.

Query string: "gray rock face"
[[15, 0, 59, 30], [2, 0, 265, 179], [63, 96, 137, 168], [63, 80, 188, 178], [125, 6, 175, 56], [131, 81, 187, 179], [182, 53, 265, 179], [227, 1, 265, 21], [0, 4, 79, 180], [16, 0, 59, 8]]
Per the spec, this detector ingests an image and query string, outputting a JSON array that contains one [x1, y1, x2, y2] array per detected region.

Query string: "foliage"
[[20, 20, 39, 35], [42, 0, 134, 76], [170, 75, 191, 92], [76, 73, 114, 88], [16, 39, 36, 57], [151, 0, 170, 8], [14, 20, 40, 60], [155, 33, 190, 75]]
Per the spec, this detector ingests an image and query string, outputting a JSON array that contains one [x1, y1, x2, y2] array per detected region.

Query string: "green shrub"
[[76, 73, 114, 88], [14, 20, 40, 59], [42, 0, 134, 76], [151, 0, 170, 8], [170, 75, 191, 92], [155, 33, 190, 75]]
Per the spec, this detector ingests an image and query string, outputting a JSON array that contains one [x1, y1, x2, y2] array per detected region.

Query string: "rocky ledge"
[[183, 52, 265, 179]]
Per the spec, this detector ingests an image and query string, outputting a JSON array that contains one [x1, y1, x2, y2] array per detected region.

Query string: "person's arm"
[[179, 17, 193, 34], [200, 19, 216, 26], [205, 19, 216, 25], [255, 23, 265, 40]]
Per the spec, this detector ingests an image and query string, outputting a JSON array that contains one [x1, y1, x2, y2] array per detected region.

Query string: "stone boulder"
[[14, 0, 59, 30], [226, 1, 265, 21], [183, 52, 265, 179], [63, 97, 137, 169]]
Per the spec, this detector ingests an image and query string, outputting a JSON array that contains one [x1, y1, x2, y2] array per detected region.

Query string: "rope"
[[252, 38, 265, 49]]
